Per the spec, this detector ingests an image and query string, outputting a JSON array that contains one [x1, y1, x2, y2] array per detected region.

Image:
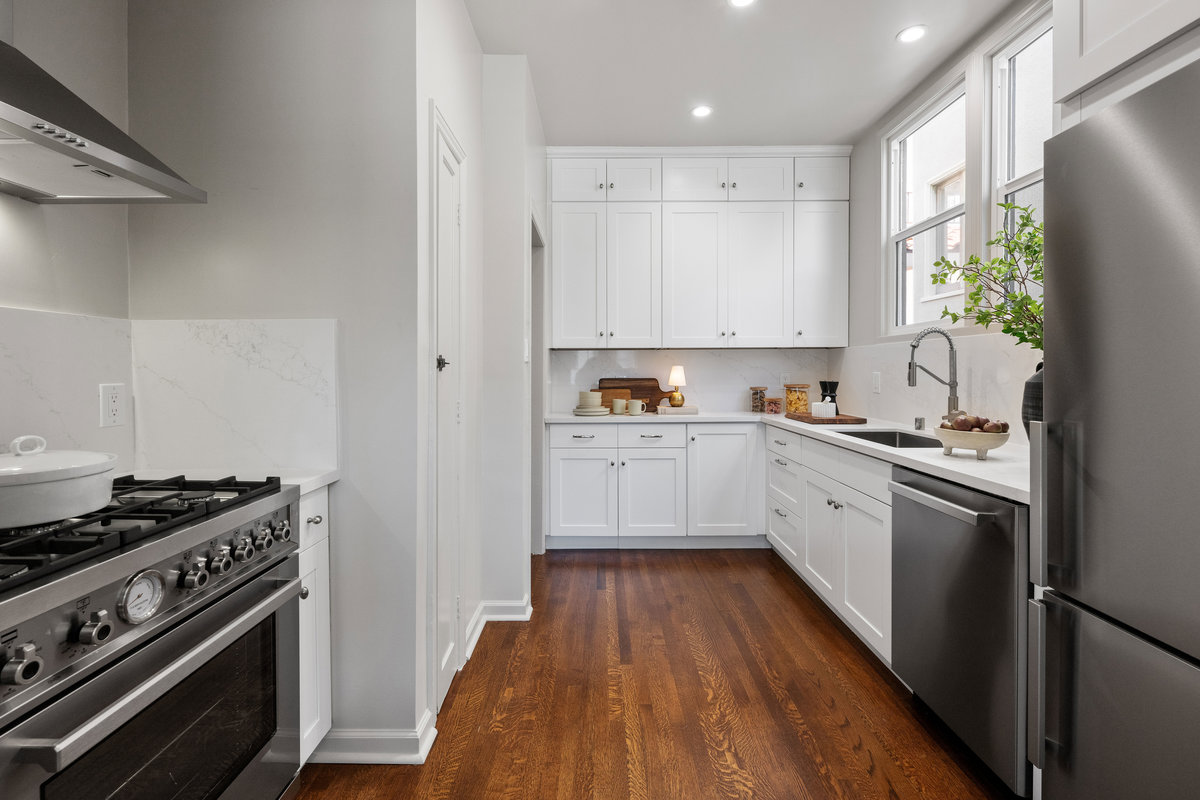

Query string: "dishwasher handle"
[[888, 480, 997, 526]]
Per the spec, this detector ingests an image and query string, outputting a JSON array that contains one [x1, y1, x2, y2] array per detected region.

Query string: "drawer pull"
[[773, 508, 787, 518], [306, 515, 324, 525], [773, 458, 787, 466], [572, 434, 596, 439], [773, 439, 787, 446], [640, 434, 664, 439]]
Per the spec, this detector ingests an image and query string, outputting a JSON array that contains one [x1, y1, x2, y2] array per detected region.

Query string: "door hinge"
[[436, 354, 449, 371], [457, 203, 461, 227], [456, 595, 461, 621]]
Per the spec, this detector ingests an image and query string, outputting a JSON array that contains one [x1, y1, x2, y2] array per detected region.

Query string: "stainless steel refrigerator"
[[1031, 57, 1200, 799]]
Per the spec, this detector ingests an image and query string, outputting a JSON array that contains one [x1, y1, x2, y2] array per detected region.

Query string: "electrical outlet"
[[780, 373, 793, 386], [99, 383, 126, 427], [872, 372, 881, 394]]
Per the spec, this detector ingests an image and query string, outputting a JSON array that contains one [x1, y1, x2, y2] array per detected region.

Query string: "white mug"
[[611, 398, 627, 414], [628, 399, 645, 415]]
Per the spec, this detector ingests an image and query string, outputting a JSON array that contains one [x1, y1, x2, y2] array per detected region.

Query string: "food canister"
[[750, 387, 767, 413], [764, 397, 783, 414], [784, 384, 810, 415]]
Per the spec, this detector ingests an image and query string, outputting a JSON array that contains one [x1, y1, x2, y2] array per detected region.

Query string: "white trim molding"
[[546, 145, 852, 158], [464, 596, 534, 659], [310, 709, 438, 764]]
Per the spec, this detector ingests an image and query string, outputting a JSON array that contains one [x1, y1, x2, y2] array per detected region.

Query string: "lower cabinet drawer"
[[549, 424, 619, 448], [767, 452, 802, 508], [766, 498, 802, 564], [618, 424, 686, 448]]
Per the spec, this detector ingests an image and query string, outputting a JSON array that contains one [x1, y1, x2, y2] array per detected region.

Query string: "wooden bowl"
[[932, 427, 1010, 460]]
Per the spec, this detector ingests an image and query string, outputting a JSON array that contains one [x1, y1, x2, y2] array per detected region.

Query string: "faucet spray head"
[[907, 345, 919, 387]]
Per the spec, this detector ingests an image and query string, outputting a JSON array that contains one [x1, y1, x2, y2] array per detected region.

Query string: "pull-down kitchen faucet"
[[907, 326, 960, 420]]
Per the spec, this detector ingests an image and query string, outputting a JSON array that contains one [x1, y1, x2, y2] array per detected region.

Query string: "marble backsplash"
[[132, 319, 339, 472], [0, 307, 135, 469], [549, 348, 833, 413]]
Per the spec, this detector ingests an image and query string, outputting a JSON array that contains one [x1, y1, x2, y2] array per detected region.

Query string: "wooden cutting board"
[[597, 378, 672, 413], [598, 388, 631, 410], [785, 412, 868, 424]]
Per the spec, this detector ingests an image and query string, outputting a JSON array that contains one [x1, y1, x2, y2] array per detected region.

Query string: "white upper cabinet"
[[552, 158, 661, 201], [606, 203, 661, 348], [663, 158, 730, 201], [728, 158, 795, 201], [1055, 0, 1200, 101], [662, 202, 728, 347], [551, 203, 606, 348], [793, 201, 848, 347], [794, 157, 849, 200], [727, 202, 794, 347]]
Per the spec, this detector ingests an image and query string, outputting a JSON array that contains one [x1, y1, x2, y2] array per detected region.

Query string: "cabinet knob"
[[300, 586, 310, 600], [720, 331, 726, 336], [599, 331, 605, 337], [827, 498, 834, 506], [599, 183, 605, 189], [691, 435, 696, 441], [621, 460, 626, 466], [609, 331, 614, 336], [731, 331, 737, 336], [797, 181, 805, 188], [796, 330, 803, 336], [307, 515, 323, 525], [833, 501, 843, 510], [731, 182, 737, 189], [721, 182, 727, 189], [610, 460, 616, 466], [608, 182, 614, 189]]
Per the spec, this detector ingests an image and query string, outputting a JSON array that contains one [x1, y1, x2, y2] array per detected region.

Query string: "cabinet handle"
[[609, 182, 614, 189], [640, 434, 663, 439], [609, 331, 614, 336], [572, 434, 596, 439], [731, 182, 737, 188], [721, 182, 727, 188], [797, 181, 805, 188], [599, 331, 604, 337], [691, 435, 696, 441], [773, 439, 786, 446], [773, 458, 787, 466], [826, 497, 834, 506], [598, 183, 605, 189], [731, 331, 737, 336], [621, 460, 627, 466], [306, 515, 324, 525], [773, 508, 787, 518], [720, 331, 726, 336], [610, 460, 615, 466], [796, 330, 803, 336]]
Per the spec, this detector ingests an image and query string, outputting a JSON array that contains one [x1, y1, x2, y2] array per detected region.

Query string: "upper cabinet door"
[[552, 159, 608, 201], [662, 203, 728, 348], [1054, 0, 1200, 101], [663, 158, 729, 201], [605, 158, 661, 201], [728, 158, 795, 201], [727, 202, 793, 347], [794, 201, 848, 347], [551, 203, 606, 348], [794, 157, 849, 200], [606, 203, 662, 348]]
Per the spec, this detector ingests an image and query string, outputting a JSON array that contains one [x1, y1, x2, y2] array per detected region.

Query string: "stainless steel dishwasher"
[[889, 466, 1030, 796]]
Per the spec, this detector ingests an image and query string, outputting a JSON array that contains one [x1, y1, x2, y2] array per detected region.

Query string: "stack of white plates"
[[573, 406, 610, 416]]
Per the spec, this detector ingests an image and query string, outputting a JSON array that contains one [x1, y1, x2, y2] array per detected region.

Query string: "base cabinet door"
[[801, 468, 840, 603], [299, 536, 332, 764], [550, 448, 619, 536], [619, 448, 687, 536], [840, 489, 891, 661], [687, 424, 762, 536]]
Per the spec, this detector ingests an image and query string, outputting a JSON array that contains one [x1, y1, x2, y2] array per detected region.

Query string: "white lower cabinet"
[[618, 448, 687, 537], [548, 447, 620, 537], [298, 486, 333, 764], [687, 423, 762, 536]]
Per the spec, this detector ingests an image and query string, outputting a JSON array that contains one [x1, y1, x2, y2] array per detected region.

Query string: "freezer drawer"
[[1030, 591, 1200, 800]]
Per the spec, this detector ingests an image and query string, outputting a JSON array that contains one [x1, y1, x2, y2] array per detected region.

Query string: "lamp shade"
[[668, 366, 687, 387]]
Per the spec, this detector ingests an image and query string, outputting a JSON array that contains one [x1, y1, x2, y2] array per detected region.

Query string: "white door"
[[605, 158, 662, 201], [728, 157, 794, 201], [686, 424, 760, 536], [662, 203, 727, 348], [793, 157, 849, 200], [841, 489, 892, 662], [619, 448, 687, 537], [606, 202, 661, 348], [434, 126, 463, 711], [794, 201, 849, 347], [549, 448, 619, 537], [551, 158, 607, 201], [800, 467, 839, 603], [727, 202, 793, 347], [551, 203, 606, 348], [663, 157, 728, 201]]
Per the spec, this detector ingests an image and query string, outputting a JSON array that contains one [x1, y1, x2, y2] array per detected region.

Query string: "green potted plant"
[[931, 202, 1044, 431]]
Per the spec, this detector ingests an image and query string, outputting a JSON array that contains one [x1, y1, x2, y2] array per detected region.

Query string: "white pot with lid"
[[0, 435, 118, 528]]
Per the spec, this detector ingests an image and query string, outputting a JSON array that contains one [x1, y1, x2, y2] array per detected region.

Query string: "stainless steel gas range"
[[0, 475, 302, 800]]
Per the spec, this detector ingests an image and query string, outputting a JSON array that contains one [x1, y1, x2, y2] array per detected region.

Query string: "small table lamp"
[[667, 365, 687, 407]]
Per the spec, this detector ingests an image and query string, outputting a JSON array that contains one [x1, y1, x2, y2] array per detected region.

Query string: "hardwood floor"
[[294, 549, 1014, 800]]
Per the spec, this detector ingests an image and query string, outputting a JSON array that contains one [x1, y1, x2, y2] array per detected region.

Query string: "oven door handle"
[[15, 577, 301, 773]]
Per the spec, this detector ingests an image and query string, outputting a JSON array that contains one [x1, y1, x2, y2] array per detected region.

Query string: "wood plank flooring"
[[294, 550, 1015, 800]]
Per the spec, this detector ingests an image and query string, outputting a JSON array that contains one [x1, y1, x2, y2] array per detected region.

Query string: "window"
[[884, 3, 1052, 335]]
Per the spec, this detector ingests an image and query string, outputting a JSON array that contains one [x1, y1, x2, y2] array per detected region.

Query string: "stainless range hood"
[[0, 39, 205, 203]]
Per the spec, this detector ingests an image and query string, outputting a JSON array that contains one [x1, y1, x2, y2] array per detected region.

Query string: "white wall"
[[0, 0, 130, 317], [126, 0, 433, 761], [479, 55, 546, 621]]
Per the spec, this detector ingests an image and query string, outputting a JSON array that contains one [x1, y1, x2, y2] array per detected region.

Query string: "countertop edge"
[[132, 467, 340, 497]]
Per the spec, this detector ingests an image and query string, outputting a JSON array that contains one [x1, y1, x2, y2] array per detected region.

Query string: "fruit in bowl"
[[934, 413, 1011, 460]]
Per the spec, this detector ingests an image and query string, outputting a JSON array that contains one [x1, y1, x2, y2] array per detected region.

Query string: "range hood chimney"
[[0, 34, 205, 203]]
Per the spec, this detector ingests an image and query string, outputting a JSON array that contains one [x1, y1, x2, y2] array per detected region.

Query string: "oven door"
[[0, 556, 301, 800]]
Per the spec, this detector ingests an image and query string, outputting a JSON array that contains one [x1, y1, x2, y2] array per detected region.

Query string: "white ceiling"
[[463, 0, 1018, 147]]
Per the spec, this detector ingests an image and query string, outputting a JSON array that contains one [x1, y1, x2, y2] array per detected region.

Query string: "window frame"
[[880, 0, 1053, 339]]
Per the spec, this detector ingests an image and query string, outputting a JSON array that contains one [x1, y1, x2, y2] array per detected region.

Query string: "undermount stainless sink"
[[837, 429, 942, 448]]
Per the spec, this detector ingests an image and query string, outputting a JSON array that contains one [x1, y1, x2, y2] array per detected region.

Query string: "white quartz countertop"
[[127, 467, 340, 496], [546, 411, 1029, 504]]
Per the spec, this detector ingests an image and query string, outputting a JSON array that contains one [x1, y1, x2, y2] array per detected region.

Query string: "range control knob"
[[77, 610, 114, 645], [207, 547, 233, 576], [233, 536, 256, 562], [272, 519, 292, 543], [180, 559, 210, 590], [1, 643, 44, 685], [253, 526, 275, 552]]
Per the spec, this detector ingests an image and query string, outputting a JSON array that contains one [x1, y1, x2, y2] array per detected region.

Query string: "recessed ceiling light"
[[897, 25, 927, 43], [691, 105, 713, 118], [728, 0, 756, 7]]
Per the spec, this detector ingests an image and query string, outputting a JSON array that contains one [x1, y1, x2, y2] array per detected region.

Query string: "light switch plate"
[[872, 372, 882, 394], [99, 383, 126, 427]]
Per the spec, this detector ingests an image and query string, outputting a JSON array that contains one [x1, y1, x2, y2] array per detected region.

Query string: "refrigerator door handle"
[[1027, 598, 1046, 768], [1030, 421, 1048, 585]]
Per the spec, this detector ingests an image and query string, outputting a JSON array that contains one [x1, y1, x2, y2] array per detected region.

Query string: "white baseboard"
[[308, 708, 437, 764], [464, 595, 532, 658], [545, 534, 771, 550]]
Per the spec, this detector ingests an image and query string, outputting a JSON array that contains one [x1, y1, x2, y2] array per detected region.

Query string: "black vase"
[[1021, 362, 1044, 435]]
